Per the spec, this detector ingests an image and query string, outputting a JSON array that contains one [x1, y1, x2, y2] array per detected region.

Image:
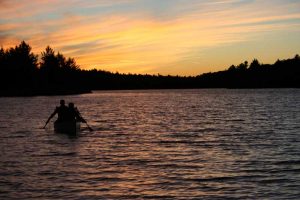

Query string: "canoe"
[[54, 121, 80, 135]]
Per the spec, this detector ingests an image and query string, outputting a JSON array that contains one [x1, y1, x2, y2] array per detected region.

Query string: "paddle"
[[42, 119, 51, 129], [84, 121, 93, 132], [43, 111, 57, 129], [42, 123, 48, 129], [79, 117, 93, 132]]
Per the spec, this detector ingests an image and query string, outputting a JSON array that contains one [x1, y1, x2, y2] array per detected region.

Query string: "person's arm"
[[74, 107, 93, 131], [44, 108, 58, 125], [75, 107, 86, 123]]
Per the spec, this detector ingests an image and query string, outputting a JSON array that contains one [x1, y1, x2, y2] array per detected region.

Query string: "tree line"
[[0, 41, 86, 96], [0, 41, 299, 96]]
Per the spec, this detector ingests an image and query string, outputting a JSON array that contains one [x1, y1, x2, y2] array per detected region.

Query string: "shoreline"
[[1, 87, 299, 97]]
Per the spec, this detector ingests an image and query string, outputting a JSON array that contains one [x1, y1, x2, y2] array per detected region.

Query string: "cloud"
[[1, 0, 300, 75]]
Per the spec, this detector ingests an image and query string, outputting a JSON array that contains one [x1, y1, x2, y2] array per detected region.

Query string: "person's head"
[[69, 102, 74, 108], [60, 99, 65, 106]]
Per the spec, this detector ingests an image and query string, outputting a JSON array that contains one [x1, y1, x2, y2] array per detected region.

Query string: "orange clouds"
[[1, 0, 300, 75]]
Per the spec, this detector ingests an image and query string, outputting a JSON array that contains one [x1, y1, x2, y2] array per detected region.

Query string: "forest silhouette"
[[0, 41, 299, 96]]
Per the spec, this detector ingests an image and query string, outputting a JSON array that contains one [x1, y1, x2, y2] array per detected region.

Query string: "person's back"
[[65, 103, 76, 122], [56, 104, 69, 122], [68, 103, 85, 122], [44, 99, 69, 127]]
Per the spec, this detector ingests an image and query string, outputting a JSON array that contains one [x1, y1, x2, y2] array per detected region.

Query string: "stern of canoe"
[[54, 121, 80, 135]]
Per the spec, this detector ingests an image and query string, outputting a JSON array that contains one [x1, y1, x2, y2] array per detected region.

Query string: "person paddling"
[[68, 102, 93, 131], [43, 99, 69, 128], [67, 102, 86, 122]]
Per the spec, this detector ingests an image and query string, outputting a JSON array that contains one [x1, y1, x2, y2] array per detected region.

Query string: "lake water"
[[0, 89, 300, 199]]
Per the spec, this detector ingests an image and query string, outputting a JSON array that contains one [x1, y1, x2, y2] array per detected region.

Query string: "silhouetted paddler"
[[43, 99, 69, 128]]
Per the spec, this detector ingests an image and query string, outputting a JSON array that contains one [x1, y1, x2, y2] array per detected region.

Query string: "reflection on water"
[[0, 89, 300, 199]]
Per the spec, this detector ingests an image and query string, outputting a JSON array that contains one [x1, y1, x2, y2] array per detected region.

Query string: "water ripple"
[[0, 89, 299, 199]]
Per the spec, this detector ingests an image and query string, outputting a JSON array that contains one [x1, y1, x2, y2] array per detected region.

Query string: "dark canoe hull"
[[54, 121, 80, 135]]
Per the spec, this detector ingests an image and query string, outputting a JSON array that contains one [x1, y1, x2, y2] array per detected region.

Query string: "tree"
[[6, 41, 38, 72], [249, 59, 260, 70], [65, 57, 79, 71], [0, 47, 5, 68], [237, 61, 248, 71], [228, 65, 236, 71], [39, 46, 61, 84], [0, 41, 38, 89], [40, 46, 59, 70]]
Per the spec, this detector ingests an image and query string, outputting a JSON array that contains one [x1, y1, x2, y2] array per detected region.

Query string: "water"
[[0, 89, 300, 199]]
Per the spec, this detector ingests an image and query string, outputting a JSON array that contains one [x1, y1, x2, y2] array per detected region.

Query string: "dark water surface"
[[0, 89, 300, 199]]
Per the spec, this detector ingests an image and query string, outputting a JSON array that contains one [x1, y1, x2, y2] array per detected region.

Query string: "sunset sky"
[[0, 0, 300, 75]]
